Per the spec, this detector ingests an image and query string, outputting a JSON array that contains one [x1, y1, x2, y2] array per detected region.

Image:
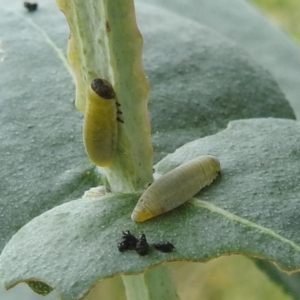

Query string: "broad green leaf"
[[135, 3, 295, 162], [0, 2, 101, 255], [1, 118, 300, 300], [137, 0, 300, 118], [0, 0, 295, 262]]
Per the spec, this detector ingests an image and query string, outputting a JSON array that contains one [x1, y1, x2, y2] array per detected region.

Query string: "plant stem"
[[122, 265, 178, 300], [55, 0, 153, 192]]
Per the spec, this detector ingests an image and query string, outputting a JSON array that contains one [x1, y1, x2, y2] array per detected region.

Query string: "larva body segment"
[[131, 155, 220, 222], [83, 79, 117, 167]]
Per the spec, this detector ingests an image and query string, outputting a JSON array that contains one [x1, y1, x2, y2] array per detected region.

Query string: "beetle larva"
[[83, 78, 117, 167], [131, 155, 220, 222]]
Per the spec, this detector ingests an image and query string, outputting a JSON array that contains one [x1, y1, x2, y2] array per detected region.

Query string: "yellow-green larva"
[[131, 155, 220, 222], [83, 78, 117, 167]]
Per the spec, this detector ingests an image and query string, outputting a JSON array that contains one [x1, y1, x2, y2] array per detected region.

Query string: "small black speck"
[[24, 2, 38, 12], [154, 242, 175, 253]]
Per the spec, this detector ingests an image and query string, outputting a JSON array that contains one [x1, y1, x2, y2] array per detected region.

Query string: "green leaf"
[[135, 3, 295, 161], [137, 0, 300, 118], [0, 1, 101, 255], [0, 0, 295, 261], [1, 118, 300, 300]]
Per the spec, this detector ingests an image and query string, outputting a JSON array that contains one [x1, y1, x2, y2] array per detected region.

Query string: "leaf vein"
[[4, 6, 74, 81], [190, 198, 300, 252]]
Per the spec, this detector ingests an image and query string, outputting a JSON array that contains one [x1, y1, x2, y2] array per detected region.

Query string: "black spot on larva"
[[24, 2, 38, 11], [91, 78, 115, 99], [105, 20, 110, 32], [154, 242, 175, 253], [117, 110, 122, 114], [117, 117, 124, 123], [116, 102, 121, 107], [136, 234, 149, 256]]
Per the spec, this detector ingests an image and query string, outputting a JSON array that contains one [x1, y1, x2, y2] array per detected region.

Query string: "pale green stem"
[[122, 266, 178, 300], [84, 276, 125, 300], [55, 0, 153, 192]]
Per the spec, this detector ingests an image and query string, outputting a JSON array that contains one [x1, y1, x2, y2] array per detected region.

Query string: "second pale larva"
[[131, 155, 220, 222], [83, 78, 118, 167]]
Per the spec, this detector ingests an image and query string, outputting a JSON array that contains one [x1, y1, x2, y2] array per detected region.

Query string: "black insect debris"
[[135, 234, 149, 256], [154, 242, 175, 253], [117, 231, 174, 256], [117, 230, 138, 252], [24, 2, 38, 12]]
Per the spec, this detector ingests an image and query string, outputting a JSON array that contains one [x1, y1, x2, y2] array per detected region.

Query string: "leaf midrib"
[[190, 198, 300, 253]]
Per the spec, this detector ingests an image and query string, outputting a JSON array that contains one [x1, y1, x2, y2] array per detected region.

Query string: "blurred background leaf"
[[138, 0, 300, 118], [250, 0, 300, 45]]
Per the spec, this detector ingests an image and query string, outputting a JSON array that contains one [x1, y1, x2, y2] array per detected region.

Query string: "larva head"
[[206, 155, 221, 172], [131, 199, 154, 222], [91, 78, 115, 99]]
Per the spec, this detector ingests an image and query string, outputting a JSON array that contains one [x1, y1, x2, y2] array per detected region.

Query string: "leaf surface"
[[1, 118, 300, 300], [0, 0, 295, 259], [0, 1, 101, 255], [137, 0, 300, 118]]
